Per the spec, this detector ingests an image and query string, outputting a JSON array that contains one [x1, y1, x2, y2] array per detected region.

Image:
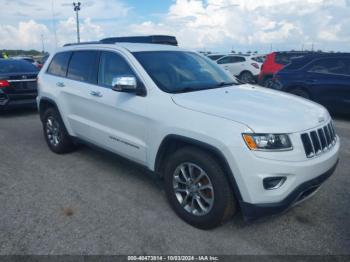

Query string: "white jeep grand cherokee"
[[37, 36, 339, 229]]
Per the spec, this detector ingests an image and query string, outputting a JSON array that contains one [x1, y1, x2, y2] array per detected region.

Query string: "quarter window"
[[98, 51, 135, 88], [47, 52, 72, 77], [67, 51, 99, 84]]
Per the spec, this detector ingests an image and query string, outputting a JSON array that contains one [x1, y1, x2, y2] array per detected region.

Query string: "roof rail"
[[63, 41, 101, 47], [100, 35, 178, 46]]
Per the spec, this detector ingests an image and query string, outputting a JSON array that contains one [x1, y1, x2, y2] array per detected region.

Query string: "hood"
[[171, 84, 329, 133]]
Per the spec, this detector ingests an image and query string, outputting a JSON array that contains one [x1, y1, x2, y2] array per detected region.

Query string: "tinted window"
[[217, 56, 231, 64], [275, 53, 306, 65], [0, 60, 38, 74], [309, 58, 349, 75], [67, 51, 99, 83], [230, 56, 245, 63], [217, 56, 245, 64], [22, 58, 35, 63], [133, 51, 238, 93], [47, 52, 71, 77], [98, 51, 135, 88], [208, 55, 225, 61], [252, 56, 265, 63]]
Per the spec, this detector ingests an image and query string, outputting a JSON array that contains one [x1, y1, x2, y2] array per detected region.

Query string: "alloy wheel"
[[172, 162, 214, 216], [46, 116, 61, 146]]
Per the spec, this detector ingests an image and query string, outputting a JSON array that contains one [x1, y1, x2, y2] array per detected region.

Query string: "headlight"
[[242, 133, 292, 151]]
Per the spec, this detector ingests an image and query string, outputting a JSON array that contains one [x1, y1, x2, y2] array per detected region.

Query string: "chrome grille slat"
[[301, 121, 337, 158]]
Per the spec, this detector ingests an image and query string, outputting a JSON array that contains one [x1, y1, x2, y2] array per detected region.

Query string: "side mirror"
[[112, 76, 137, 92]]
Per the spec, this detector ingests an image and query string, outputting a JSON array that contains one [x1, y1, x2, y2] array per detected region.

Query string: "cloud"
[[130, 0, 350, 52], [0, 0, 349, 53], [0, 20, 49, 50]]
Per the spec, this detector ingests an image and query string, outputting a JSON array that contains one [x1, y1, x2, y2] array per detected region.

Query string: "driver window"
[[98, 51, 135, 88]]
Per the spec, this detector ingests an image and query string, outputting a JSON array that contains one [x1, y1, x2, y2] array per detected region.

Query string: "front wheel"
[[164, 147, 237, 229]]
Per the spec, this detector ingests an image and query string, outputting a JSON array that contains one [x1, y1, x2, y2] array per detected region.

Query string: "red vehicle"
[[258, 51, 315, 86]]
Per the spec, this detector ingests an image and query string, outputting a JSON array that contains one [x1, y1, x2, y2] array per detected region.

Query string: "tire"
[[262, 76, 273, 87], [42, 107, 76, 154], [239, 71, 254, 84], [289, 88, 310, 100], [164, 147, 237, 229]]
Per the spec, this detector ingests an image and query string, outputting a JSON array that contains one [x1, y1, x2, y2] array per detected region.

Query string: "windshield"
[[132, 51, 239, 93]]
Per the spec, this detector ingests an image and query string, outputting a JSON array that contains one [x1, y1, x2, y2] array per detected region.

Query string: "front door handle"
[[90, 90, 102, 97], [56, 82, 65, 87]]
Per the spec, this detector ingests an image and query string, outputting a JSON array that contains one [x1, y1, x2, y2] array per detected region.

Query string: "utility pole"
[[51, 0, 57, 49], [41, 34, 45, 54], [73, 2, 81, 43]]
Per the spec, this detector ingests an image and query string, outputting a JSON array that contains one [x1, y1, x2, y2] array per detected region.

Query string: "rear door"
[[48, 50, 100, 140], [306, 57, 350, 112]]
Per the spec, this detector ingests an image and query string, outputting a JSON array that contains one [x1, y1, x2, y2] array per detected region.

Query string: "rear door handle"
[[90, 90, 102, 97], [56, 82, 65, 87]]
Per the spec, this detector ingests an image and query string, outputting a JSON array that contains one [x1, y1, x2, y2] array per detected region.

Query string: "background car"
[[258, 51, 316, 86], [269, 53, 350, 114], [0, 59, 38, 110], [216, 54, 262, 83]]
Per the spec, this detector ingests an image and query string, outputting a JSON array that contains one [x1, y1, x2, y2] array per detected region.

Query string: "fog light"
[[263, 177, 286, 190]]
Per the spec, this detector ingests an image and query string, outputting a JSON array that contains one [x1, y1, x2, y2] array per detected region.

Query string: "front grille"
[[300, 121, 337, 158]]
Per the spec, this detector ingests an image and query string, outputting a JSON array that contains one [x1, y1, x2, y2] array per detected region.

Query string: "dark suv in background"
[[258, 51, 317, 86], [269, 53, 350, 114]]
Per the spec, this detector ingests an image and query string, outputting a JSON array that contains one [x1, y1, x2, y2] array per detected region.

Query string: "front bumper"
[[240, 159, 338, 221]]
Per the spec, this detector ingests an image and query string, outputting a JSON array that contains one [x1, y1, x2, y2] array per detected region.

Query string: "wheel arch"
[[286, 85, 312, 99], [38, 97, 60, 122], [239, 70, 253, 76], [154, 134, 243, 202]]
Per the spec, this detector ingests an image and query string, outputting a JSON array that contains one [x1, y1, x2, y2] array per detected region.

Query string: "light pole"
[[73, 2, 81, 43], [41, 34, 45, 54]]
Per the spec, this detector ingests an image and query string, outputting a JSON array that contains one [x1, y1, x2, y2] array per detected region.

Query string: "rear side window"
[[208, 55, 224, 61], [275, 53, 305, 65], [309, 58, 349, 76], [98, 51, 135, 88], [231, 56, 246, 63], [217, 56, 245, 64], [47, 52, 71, 77], [67, 51, 99, 84], [217, 56, 231, 64]]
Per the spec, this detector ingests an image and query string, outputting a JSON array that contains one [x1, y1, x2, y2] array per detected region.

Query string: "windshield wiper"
[[172, 86, 200, 93], [172, 82, 237, 94], [217, 81, 237, 87]]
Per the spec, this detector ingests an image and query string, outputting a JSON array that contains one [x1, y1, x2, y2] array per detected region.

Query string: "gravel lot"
[[0, 109, 349, 255]]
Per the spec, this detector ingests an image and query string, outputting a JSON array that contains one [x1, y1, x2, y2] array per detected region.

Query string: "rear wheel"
[[164, 147, 237, 229], [43, 107, 76, 154], [239, 71, 254, 84]]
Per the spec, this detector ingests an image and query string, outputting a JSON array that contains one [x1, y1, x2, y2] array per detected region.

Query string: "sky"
[[0, 0, 349, 54]]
